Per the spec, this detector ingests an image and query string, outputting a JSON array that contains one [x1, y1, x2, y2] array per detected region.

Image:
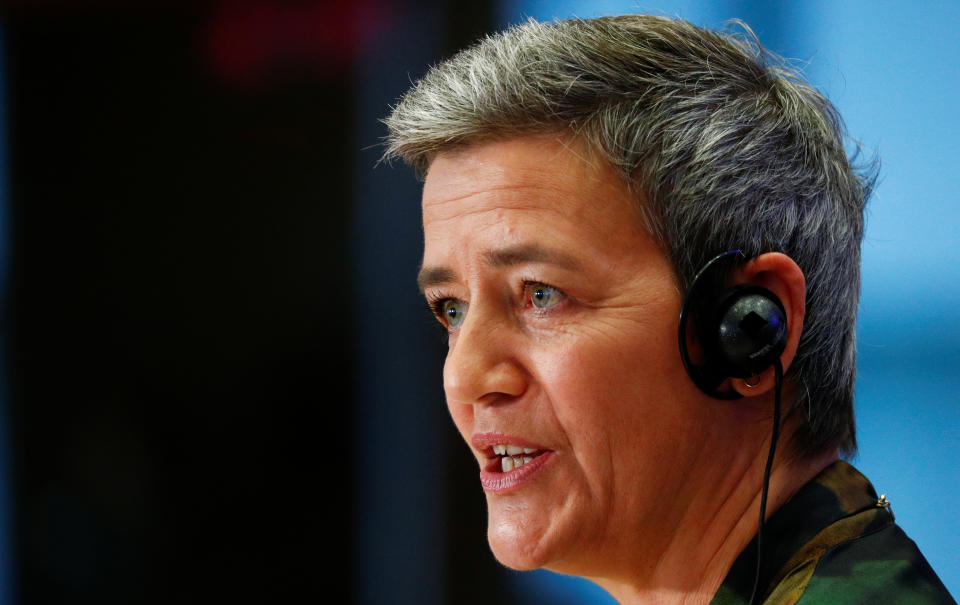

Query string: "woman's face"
[[420, 136, 713, 578]]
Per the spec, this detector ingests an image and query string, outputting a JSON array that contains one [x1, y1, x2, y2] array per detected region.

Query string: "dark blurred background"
[[0, 1, 956, 604], [0, 0, 499, 602]]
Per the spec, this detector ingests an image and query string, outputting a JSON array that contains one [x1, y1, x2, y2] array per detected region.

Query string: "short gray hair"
[[383, 15, 875, 458]]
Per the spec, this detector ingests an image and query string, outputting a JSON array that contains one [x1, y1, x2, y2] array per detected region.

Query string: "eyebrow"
[[416, 243, 581, 293]]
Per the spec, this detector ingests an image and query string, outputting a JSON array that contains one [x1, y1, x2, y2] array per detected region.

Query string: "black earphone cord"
[[747, 359, 783, 605]]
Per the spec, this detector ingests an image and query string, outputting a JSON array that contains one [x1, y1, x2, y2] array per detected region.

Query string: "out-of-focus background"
[[0, 1, 955, 603]]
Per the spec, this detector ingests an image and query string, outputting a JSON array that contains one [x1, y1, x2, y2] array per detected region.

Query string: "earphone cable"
[[748, 359, 783, 605]]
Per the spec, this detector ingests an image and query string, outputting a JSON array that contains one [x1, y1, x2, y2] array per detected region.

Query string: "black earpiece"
[[678, 250, 788, 399]]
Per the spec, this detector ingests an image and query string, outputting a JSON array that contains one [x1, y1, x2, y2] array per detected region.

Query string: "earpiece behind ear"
[[678, 251, 789, 399]]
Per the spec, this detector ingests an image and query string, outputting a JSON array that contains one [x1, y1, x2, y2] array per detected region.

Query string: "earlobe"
[[730, 369, 776, 397]]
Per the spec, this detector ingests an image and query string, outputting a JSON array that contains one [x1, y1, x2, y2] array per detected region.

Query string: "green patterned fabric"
[[710, 461, 956, 605]]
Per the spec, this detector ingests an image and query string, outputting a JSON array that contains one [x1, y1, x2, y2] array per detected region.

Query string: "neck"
[[588, 428, 838, 604]]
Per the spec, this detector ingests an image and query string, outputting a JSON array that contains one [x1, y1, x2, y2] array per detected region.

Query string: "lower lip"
[[479, 451, 554, 493]]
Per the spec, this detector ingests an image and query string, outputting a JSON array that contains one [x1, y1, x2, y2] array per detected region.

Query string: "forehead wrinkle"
[[422, 182, 578, 223], [483, 243, 582, 271], [423, 203, 574, 231], [425, 181, 561, 205]]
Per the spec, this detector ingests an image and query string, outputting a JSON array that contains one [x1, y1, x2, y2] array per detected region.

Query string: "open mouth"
[[485, 444, 548, 472]]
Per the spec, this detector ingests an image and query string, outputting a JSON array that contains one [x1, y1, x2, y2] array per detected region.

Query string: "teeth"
[[500, 454, 537, 472], [492, 444, 542, 472]]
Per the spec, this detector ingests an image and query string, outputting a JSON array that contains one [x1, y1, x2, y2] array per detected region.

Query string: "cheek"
[[541, 320, 677, 405], [533, 314, 688, 466]]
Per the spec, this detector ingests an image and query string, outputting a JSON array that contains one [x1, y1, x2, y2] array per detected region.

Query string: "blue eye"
[[440, 299, 468, 328], [529, 283, 563, 309]]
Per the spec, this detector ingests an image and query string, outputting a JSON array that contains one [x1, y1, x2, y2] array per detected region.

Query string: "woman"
[[385, 15, 954, 605]]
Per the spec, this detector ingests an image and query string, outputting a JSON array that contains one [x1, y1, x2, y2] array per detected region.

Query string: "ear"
[[727, 252, 806, 397]]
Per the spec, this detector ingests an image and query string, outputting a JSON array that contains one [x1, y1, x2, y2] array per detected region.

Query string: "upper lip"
[[471, 432, 549, 457]]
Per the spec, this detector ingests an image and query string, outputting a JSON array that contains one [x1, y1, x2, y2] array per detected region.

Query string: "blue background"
[[495, 1, 960, 602]]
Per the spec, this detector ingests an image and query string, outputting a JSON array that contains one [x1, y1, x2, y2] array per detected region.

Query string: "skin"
[[419, 135, 836, 604]]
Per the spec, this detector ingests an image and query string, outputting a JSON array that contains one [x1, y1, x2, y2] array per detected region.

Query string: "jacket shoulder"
[[794, 523, 956, 605]]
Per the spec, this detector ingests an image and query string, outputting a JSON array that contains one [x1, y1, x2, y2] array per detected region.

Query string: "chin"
[[485, 504, 561, 571], [488, 535, 544, 571]]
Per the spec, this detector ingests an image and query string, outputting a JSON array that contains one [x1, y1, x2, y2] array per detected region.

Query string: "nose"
[[442, 306, 528, 405]]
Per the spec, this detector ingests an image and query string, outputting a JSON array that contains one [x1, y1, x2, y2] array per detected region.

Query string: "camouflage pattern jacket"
[[710, 461, 955, 604]]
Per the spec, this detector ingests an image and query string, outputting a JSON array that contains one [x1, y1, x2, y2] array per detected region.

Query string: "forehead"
[[421, 136, 650, 264], [424, 136, 618, 217]]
